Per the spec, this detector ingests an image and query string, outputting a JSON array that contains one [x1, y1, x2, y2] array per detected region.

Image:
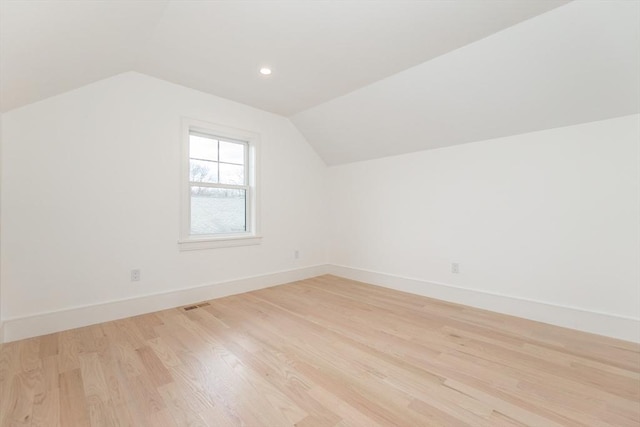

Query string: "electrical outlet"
[[294, 250, 300, 260], [131, 269, 141, 281], [451, 263, 460, 274]]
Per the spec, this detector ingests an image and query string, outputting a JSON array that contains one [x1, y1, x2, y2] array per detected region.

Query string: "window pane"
[[219, 140, 245, 164], [190, 187, 246, 235], [219, 163, 245, 185], [190, 134, 218, 161], [189, 160, 218, 183]]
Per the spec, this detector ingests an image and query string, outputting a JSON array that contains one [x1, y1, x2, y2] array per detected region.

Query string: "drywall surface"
[[328, 115, 640, 326], [0, 115, 3, 342], [292, 0, 639, 165], [2, 71, 638, 342], [1, 72, 328, 324]]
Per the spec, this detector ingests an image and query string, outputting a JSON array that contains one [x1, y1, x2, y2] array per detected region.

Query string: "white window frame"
[[179, 118, 261, 250]]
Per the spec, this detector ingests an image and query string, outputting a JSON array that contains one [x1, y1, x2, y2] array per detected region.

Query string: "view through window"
[[188, 131, 249, 235]]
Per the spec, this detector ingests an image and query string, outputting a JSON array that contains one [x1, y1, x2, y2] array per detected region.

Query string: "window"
[[179, 119, 260, 250]]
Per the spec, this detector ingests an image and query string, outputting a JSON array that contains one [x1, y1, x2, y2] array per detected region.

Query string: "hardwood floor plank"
[[56, 330, 80, 374], [38, 334, 59, 359], [146, 336, 182, 369], [19, 338, 41, 373], [157, 381, 210, 427], [0, 274, 638, 426], [79, 353, 110, 402], [0, 372, 36, 426], [136, 345, 173, 387], [31, 386, 60, 427], [59, 368, 90, 426], [0, 341, 20, 382]]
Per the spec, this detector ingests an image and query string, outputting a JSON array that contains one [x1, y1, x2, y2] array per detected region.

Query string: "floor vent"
[[183, 302, 210, 311]]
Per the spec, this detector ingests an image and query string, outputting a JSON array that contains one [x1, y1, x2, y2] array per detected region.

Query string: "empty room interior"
[[0, 0, 639, 426]]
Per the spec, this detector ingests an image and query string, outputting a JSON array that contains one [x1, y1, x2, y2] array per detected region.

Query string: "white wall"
[[328, 115, 640, 341], [0, 72, 328, 339], [0, 115, 3, 342], [1, 72, 638, 343]]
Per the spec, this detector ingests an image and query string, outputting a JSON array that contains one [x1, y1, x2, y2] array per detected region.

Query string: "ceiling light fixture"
[[259, 67, 272, 76]]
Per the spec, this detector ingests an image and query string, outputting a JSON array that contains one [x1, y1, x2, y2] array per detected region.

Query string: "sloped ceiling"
[[292, 0, 640, 164], [1, 0, 567, 115], [1, 0, 638, 165], [0, 0, 170, 114]]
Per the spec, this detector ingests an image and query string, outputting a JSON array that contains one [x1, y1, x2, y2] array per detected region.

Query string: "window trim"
[[179, 118, 261, 250]]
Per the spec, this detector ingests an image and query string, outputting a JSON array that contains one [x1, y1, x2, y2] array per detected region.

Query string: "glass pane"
[[219, 163, 245, 185], [190, 134, 218, 161], [190, 187, 246, 235], [219, 140, 245, 165], [189, 159, 218, 183]]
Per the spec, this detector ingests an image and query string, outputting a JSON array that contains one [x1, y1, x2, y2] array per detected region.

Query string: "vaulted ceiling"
[[292, 0, 640, 164], [1, 0, 638, 165]]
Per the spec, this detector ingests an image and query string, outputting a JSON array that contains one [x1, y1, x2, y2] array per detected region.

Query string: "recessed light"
[[259, 67, 272, 76]]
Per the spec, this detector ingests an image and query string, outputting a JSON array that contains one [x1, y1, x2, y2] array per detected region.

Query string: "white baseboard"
[[328, 265, 640, 343], [1, 264, 330, 343], [4, 263, 638, 344]]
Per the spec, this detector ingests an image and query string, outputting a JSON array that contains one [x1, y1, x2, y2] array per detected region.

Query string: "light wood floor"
[[1, 275, 639, 426]]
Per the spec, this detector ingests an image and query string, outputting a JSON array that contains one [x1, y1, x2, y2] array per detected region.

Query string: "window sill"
[[178, 235, 262, 251]]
